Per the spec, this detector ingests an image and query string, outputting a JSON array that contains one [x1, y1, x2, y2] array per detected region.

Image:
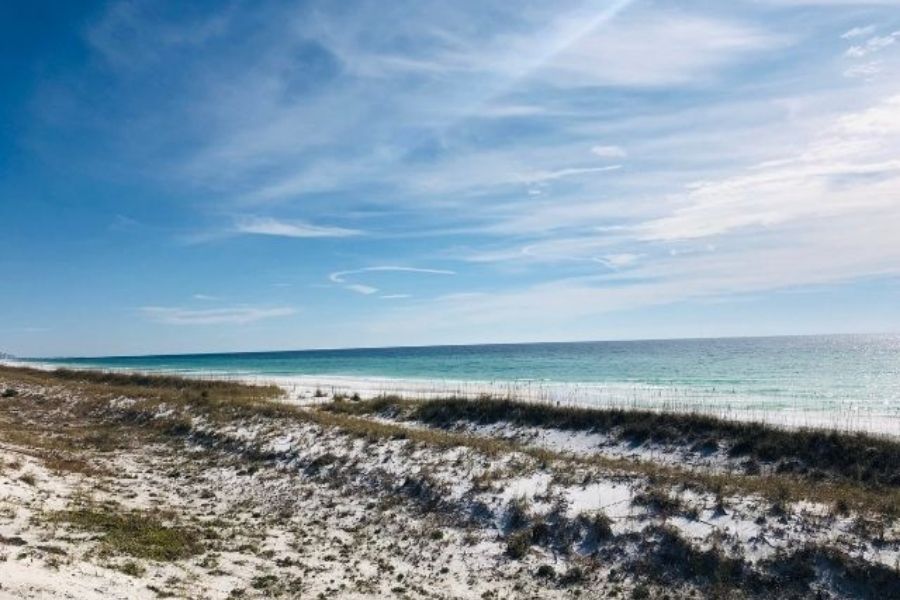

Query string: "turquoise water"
[[29, 335, 900, 414]]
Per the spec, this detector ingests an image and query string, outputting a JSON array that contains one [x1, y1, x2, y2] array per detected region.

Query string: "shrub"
[[559, 566, 585, 586], [535, 564, 555, 579], [631, 584, 650, 599], [505, 496, 531, 531], [117, 560, 146, 577], [251, 574, 278, 590], [582, 511, 614, 542], [633, 487, 683, 516], [506, 531, 531, 559]]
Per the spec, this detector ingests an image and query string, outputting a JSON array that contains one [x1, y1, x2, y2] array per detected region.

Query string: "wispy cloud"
[[329, 266, 456, 297], [424, 89, 900, 338], [635, 94, 900, 241], [841, 25, 876, 40], [235, 216, 361, 239], [600, 253, 641, 269], [520, 165, 621, 184], [845, 31, 900, 58], [329, 266, 457, 284], [141, 306, 296, 325], [534, 11, 786, 88], [843, 60, 883, 80], [79, 1, 788, 210], [590, 145, 627, 159], [345, 284, 379, 295]]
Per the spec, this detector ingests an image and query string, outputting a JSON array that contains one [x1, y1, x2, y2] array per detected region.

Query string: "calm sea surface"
[[30, 335, 900, 414]]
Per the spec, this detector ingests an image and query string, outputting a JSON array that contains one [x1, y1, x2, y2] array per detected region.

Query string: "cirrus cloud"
[[235, 216, 361, 239], [141, 306, 296, 325]]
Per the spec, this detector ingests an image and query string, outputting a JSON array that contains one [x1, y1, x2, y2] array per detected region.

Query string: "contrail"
[[458, 0, 638, 118]]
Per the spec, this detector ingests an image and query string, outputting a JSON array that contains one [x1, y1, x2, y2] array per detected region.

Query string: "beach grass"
[[323, 395, 900, 488], [3, 365, 899, 515]]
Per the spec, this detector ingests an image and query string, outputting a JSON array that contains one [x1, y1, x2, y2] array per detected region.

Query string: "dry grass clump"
[[633, 485, 686, 518], [579, 511, 613, 543], [0, 365, 282, 423]]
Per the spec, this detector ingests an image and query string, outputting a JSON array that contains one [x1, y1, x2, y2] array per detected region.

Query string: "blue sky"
[[2, 0, 900, 357]]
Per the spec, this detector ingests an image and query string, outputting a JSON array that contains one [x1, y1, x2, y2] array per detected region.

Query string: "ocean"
[[24, 334, 900, 434]]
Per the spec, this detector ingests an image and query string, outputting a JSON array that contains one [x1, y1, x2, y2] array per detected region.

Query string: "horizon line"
[[20, 330, 899, 361]]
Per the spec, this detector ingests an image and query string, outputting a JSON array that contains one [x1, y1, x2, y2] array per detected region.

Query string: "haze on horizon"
[[3, 0, 900, 358]]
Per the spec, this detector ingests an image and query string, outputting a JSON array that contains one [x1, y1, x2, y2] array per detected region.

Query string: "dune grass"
[[3, 365, 899, 515], [323, 395, 900, 488]]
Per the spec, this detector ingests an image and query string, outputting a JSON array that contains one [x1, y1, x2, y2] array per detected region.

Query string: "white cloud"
[[520, 165, 621, 184], [841, 26, 876, 40], [635, 94, 900, 241], [540, 11, 787, 87], [590, 145, 627, 159], [345, 284, 379, 295], [141, 306, 296, 325], [380, 294, 412, 299], [844, 61, 883, 79], [845, 31, 899, 58], [329, 266, 456, 283], [600, 253, 640, 268], [192, 294, 218, 301], [235, 216, 361, 238], [330, 266, 456, 298]]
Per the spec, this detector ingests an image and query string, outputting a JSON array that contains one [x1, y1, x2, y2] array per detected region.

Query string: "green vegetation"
[[52, 505, 201, 561], [116, 560, 147, 577]]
